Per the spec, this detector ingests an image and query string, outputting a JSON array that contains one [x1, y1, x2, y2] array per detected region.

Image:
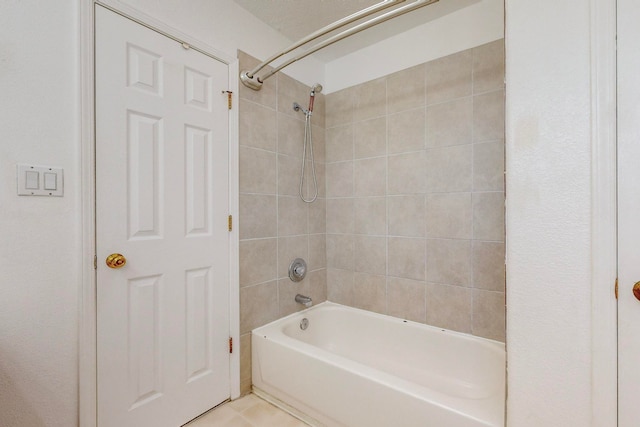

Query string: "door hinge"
[[94, 254, 97, 270], [223, 90, 233, 110], [228, 214, 232, 232], [229, 337, 233, 354], [615, 277, 619, 299]]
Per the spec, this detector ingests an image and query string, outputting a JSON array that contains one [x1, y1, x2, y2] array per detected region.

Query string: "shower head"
[[310, 84, 323, 96]]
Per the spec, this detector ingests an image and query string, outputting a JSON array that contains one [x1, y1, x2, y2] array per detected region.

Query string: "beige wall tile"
[[354, 77, 387, 122], [238, 50, 276, 109], [472, 289, 505, 342], [473, 89, 505, 142], [327, 268, 354, 305], [235, 41, 505, 343], [326, 198, 354, 234], [354, 117, 387, 159], [277, 72, 310, 120], [426, 238, 472, 286], [425, 145, 472, 192], [309, 125, 325, 163], [312, 93, 326, 129], [426, 49, 473, 105], [240, 281, 279, 334], [240, 379, 252, 397], [277, 154, 300, 197], [473, 40, 505, 94], [277, 196, 308, 236], [326, 161, 354, 197], [277, 235, 308, 279], [354, 197, 386, 235], [326, 234, 354, 270], [239, 194, 276, 239], [426, 97, 473, 148], [239, 238, 277, 287], [472, 192, 505, 241], [308, 234, 326, 271], [426, 283, 472, 333], [308, 160, 325, 199], [388, 195, 426, 237], [387, 237, 426, 281], [308, 198, 327, 234], [277, 113, 305, 157], [308, 197, 326, 234], [240, 147, 276, 194], [473, 141, 504, 191], [388, 108, 426, 154], [239, 332, 252, 392], [473, 241, 505, 291], [354, 157, 386, 197], [326, 124, 353, 162], [239, 99, 277, 151], [353, 273, 387, 314], [425, 193, 472, 239], [387, 277, 426, 323], [354, 235, 387, 275], [387, 64, 426, 114], [326, 86, 355, 128], [388, 151, 426, 194], [308, 268, 328, 304]]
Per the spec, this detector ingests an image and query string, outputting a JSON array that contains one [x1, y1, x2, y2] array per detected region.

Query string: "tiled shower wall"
[[238, 51, 327, 393], [324, 40, 505, 341]]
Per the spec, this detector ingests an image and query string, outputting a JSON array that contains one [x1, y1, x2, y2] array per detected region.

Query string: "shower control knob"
[[288, 258, 307, 282]]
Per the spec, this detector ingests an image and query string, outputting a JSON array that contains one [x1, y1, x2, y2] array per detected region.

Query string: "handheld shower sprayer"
[[308, 83, 323, 113]]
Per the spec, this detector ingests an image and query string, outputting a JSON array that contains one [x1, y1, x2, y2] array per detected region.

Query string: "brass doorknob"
[[634, 282, 640, 301], [106, 253, 127, 269]]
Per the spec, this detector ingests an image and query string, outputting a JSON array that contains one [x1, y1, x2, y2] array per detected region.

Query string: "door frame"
[[589, 0, 617, 424], [79, 2, 240, 426]]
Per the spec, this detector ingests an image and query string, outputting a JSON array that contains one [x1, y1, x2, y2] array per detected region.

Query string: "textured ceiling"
[[232, 0, 480, 62]]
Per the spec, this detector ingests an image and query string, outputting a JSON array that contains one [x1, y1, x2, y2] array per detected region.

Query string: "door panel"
[[618, 0, 640, 425], [95, 6, 230, 427]]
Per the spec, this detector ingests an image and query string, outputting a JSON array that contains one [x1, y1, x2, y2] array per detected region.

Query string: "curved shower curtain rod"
[[240, 0, 439, 91]]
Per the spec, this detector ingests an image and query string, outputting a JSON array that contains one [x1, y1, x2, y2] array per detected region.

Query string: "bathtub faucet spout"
[[295, 294, 313, 307]]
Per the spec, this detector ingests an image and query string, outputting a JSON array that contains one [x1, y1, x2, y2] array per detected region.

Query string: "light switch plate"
[[17, 164, 64, 197]]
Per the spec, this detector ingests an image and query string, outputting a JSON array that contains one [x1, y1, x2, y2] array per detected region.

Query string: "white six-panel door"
[[95, 6, 230, 426], [618, 0, 640, 425]]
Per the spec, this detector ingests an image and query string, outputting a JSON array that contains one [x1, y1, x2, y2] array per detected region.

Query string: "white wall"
[[325, 0, 503, 92], [0, 1, 80, 426], [505, 0, 595, 425]]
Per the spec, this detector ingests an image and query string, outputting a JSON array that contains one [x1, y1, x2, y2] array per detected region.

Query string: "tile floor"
[[185, 393, 309, 427]]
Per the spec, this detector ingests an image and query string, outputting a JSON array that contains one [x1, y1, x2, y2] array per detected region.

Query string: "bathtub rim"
[[253, 300, 506, 349]]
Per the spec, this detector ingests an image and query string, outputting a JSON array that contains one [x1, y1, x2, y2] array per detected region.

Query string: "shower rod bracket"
[[240, 71, 263, 91]]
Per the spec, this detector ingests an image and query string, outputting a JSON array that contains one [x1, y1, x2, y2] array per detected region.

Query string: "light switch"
[[17, 164, 64, 196], [43, 173, 57, 190], [25, 171, 39, 189]]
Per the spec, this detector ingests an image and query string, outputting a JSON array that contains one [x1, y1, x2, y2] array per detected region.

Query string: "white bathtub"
[[252, 302, 505, 427]]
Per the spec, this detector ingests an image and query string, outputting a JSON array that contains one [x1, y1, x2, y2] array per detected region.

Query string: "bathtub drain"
[[300, 318, 309, 330]]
